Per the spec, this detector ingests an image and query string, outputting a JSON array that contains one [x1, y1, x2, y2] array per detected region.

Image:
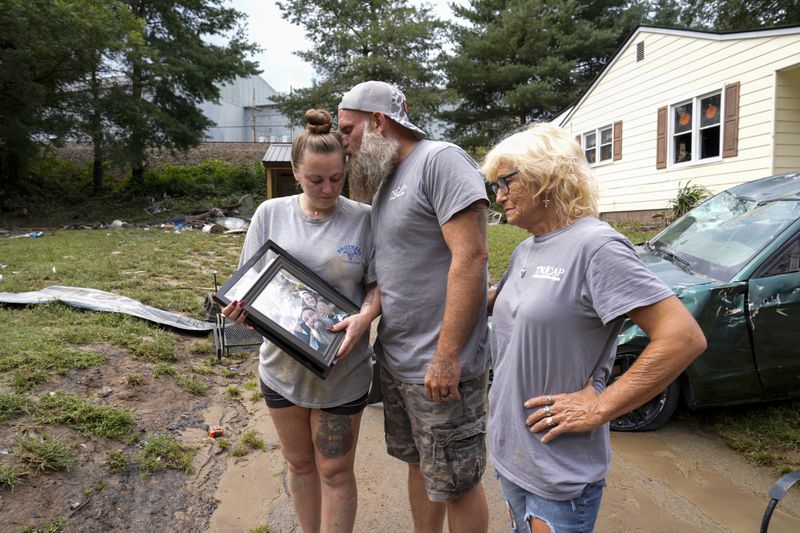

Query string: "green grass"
[[107, 450, 130, 474], [15, 433, 76, 473], [230, 429, 264, 457], [0, 463, 23, 489], [36, 392, 135, 441], [176, 375, 208, 395], [248, 524, 270, 533], [136, 434, 196, 475], [225, 385, 241, 398], [0, 392, 33, 420]]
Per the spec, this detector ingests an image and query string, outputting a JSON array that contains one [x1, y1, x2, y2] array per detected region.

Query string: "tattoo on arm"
[[470, 203, 487, 239], [315, 412, 355, 458], [363, 287, 375, 307]]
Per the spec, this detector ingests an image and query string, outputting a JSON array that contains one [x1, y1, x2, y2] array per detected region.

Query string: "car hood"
[[636, 246, 720, 295]]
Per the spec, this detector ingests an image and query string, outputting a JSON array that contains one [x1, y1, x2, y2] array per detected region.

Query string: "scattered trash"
[[10, 231, 44, 239], [0, 264, 6, 269], [208, 426, 224, 438], [173, 223, 191, 233], [51, 266, 57, 274], [227, 367, 239, 372], [215, 217, 249, 231], [0, 275, 3, 282], [0, 286, 215, 332], [111, 220, 128, 229], [202, 223, 225, 235]]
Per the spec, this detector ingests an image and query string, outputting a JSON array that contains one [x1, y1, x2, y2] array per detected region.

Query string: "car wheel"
[[608, 351, 680, 432]]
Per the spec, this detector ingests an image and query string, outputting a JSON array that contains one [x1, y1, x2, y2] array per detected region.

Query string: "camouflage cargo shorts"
[[380, 365, 489, 502]]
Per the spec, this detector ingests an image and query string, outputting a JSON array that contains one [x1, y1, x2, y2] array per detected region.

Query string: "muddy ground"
[[4, 338, 800, 533]]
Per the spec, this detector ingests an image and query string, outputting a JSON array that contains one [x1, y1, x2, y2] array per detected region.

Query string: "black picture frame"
[[213, 240, 359, 379]]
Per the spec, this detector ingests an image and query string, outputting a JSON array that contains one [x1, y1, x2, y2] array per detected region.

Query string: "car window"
[[758, 237, 800, 277], [652, 192, 800, 281]]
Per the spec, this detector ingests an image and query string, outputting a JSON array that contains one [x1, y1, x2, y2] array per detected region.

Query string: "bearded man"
[[338, 81, 490, 533]]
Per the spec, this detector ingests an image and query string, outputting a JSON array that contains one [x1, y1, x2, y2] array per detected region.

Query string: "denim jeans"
[[497, 471, 605, 533]]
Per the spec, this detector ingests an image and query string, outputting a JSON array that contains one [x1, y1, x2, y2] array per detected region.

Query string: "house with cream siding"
[[558, 25, 800, 220]]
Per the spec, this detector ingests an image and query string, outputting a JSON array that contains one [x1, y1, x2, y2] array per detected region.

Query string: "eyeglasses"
[[490, 170, 520, 195]]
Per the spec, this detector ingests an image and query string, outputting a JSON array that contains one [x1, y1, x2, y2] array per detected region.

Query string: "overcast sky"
[[226, 0, 466, 94]]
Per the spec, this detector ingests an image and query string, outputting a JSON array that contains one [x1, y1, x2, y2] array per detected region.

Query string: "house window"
[[583, 125, 613, 165], [671, 91, 721, 164]]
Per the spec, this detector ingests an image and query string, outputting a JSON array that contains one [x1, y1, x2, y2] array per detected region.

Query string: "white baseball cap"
[[339, 81, 426, 139]]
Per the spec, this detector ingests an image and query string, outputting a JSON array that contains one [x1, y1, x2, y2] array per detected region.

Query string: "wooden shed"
[[262, 143, 295, 199]]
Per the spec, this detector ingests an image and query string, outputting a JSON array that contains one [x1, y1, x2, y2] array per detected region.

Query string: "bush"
[[669, 181, 712, 220], [142, 160, 264, 199]]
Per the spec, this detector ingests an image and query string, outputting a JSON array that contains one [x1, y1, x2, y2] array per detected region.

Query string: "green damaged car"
[[611, 171, 800, 431]]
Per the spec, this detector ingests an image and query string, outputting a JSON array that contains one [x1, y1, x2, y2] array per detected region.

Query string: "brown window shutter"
[[613, 121, 623, 161], [656, 107, 667, 169], [723, 82, 740, 158]]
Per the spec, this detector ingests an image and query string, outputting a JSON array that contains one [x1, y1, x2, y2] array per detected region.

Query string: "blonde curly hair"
[[481, 123, 599, 224]]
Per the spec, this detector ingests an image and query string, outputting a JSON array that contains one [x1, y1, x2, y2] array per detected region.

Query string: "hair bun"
[[305, 109, 332, 134]]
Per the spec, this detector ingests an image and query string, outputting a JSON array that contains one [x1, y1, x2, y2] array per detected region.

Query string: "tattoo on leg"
[[315, 412, 354, 458]]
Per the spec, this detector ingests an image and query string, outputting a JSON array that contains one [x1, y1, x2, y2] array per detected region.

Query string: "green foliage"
[[136, 434, 196, 475], [176, 375, 208, 396], [37, 392, 135, 441], [142, 161, 264, 199], [688, 400, 800, 473], [669, 181, 712, 219], [0, 463, 23, 489], [248, 524, 270, 533], [21, 517, 66, 533], [0, 393, 32, 421], [273, 0, 446, 132], [15, 433, 76, 473], [240, 429, 265, 451], [487, 224, 529, 284], [225, 385, 241, 398], [107, 450, 130, 474], [230, 429, 264, 457], [443, 0, 647, 148], [153, 363, 177, 378]]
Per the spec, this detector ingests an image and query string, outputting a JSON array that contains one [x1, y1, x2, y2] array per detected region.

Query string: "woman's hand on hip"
[[523, 381, 603, 443]]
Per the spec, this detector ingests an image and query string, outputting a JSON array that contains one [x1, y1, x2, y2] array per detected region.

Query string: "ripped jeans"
[[496, 471, 605, 533]]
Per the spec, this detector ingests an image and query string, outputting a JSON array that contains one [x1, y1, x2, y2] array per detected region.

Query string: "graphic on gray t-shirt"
[[240, 195, 375, 408], [489, 217, 673, 500]]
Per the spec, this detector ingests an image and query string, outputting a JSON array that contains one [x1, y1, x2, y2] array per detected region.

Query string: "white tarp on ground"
[[0, 285, 214, 332]]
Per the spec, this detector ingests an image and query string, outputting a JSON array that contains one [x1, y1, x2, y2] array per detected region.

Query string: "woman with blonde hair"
[[483, 124, 705, 532], [223, 109, 380, 533]]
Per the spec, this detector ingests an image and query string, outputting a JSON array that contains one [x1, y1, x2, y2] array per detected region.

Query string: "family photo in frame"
[[213, 240, 358, 379]]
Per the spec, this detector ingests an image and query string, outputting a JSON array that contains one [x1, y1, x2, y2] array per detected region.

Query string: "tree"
[[272, 0, 447, 133], [0, 0, 108, 189], [665, 0, 800, 30], [442, 0, 648, 149], [117, 0, 260, 188]]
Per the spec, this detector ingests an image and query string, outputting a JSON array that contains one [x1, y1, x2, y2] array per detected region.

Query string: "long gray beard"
[[346, 128, 399, 203]]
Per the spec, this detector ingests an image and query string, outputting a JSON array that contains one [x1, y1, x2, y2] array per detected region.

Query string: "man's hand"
[[424, 355, 462, 402]]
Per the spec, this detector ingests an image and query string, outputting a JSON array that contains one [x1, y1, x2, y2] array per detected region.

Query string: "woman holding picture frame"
[[222, 109, 379, 533]]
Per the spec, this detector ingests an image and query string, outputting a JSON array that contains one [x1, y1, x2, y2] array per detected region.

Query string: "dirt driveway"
[[209, 356, 800, 533]]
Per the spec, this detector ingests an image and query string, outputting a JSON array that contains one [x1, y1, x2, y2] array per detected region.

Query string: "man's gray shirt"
[[371, 140, 490, 383], [240, 195, 375, 407], [489, 217, 674, 499]]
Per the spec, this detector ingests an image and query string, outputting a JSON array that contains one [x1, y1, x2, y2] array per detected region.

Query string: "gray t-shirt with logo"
[[371, 140, 490, 383], [489, 217, 673, 500], [240, 195, 375, 408]]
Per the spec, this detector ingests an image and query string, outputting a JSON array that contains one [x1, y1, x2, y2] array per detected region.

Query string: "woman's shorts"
[[259, 379, 368, 415]]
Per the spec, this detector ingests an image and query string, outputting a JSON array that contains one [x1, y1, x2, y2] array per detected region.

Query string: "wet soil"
[[4, 340, 800, 532]]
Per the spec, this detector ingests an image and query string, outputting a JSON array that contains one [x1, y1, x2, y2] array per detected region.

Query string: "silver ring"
[[546, 394, 554, 405], [441, 389, 450, 398], [546, 416, 555, 427], [543, 405, 551, 416]]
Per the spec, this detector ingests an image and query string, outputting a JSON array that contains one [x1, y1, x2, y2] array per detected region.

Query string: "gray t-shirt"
[[489, 217, 673, 500], [371, 140, 490, 383], [240, 195, 375, 408]]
